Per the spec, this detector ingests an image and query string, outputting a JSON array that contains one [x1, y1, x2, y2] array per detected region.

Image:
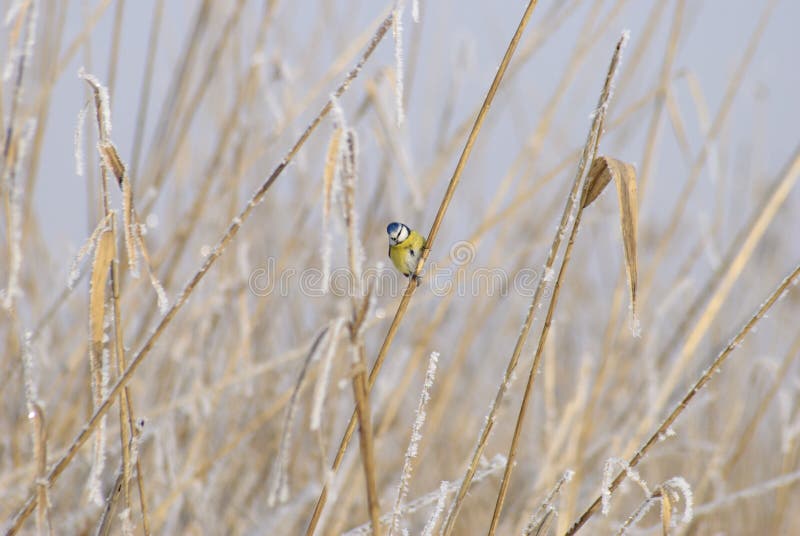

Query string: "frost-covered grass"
[[2, 1, 800, 535]]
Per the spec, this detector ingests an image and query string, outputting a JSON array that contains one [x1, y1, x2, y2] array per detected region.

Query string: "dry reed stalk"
[[319, 292, 451, 528], [317, 96, 378, 527], [109, 216, 133, 518], [511, 354, 593, 534], [94, 465, 124, 536], [320, 125, 343, 293], [556, 8, 690, 509], [87, 209, 117, 510], [334, 276, 499, 530], [338, 119, 380, 533], [420, 482, 448, 536], [521, 470, 573, 536], [304, 3, 540, 532], [351, 348, 381, 536], [2, 135, 24, 314], [344, 286, 381, 535], [110, 214, 151, 534], [84, 71, 150, 529], [459, 31, 628, 536], [494, 70, 638, 536], [385, 222, 534, 475], [388, 351, 438, 536], [29, 403, 52, 536], [403, 2, 422, 110], [268, 327, 328, 507], [566, 262, 800, 534], [625, 142, 800, 460], [80, 71, 112, 210], [133, 420, 150, 536], [365, 149, 530, 444], [82, 90, 98, 232], [4, 12, 394, 534]]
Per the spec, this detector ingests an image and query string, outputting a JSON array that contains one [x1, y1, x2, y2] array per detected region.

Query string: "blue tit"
[[387, 222, 426, 280]]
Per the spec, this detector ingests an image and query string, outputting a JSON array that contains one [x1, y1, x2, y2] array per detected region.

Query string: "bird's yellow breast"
[[389, 230, 426, 277]]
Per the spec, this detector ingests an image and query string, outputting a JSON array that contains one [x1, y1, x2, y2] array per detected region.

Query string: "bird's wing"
[[388, 246, 392, 259]]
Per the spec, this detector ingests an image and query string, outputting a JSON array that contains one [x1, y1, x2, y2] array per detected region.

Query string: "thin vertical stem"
[[486, 33, 627, 535], [352, 343, 382, 536], [304, 3, 540, 533]]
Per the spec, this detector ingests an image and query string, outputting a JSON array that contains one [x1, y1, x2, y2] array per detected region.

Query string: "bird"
[[387, 222, 426, 282]]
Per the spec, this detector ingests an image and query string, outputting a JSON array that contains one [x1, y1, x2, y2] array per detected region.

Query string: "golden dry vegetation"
[[1, 1, 799, 535]]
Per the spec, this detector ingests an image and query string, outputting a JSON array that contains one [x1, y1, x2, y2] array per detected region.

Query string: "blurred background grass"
[[2, 1, 800, 534]]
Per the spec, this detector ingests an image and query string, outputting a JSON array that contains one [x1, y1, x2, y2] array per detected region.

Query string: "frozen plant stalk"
[[388, 351, 439, 535]]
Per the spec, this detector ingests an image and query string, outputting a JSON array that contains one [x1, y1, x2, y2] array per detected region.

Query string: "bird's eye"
[[410, 250, 415, 256]]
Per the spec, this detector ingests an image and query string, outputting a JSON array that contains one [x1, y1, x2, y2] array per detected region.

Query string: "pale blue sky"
[[24, 1, 800, 263]]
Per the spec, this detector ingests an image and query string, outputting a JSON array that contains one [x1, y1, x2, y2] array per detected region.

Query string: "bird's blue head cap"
[[387, 222, 410, 245]]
